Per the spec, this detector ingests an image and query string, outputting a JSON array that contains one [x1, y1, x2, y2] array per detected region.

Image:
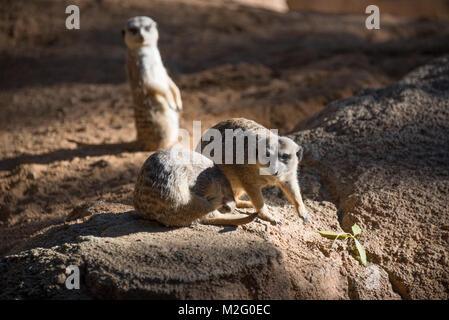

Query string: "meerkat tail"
[[200, 212, 258, 226]]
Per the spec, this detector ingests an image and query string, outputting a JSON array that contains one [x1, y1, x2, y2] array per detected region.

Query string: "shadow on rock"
[[2, 203, 292, 299]]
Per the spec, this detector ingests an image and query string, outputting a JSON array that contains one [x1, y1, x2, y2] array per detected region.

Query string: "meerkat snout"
[[275, 137, 302, 176], [218, 194, 236, 214], [257, 136, 301, 177], [205, 172, 236, 214]]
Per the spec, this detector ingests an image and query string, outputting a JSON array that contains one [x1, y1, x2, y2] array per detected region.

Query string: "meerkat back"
[[133, 149, 206, 223], [133, 147, 256, 227]]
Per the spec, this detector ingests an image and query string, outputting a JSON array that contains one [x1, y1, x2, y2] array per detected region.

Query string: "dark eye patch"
[[144, 25, 151, 31], [280, 153, 291, 162], [128, 27, 138, 34]]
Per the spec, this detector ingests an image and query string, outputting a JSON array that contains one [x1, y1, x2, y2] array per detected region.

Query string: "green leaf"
[[318, 231, 351, 240], [351, 224, 362, 237], [353, 238, 367, 266]]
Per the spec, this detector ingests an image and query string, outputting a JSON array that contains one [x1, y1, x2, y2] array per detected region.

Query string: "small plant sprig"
[[318, 224, 367, 266]]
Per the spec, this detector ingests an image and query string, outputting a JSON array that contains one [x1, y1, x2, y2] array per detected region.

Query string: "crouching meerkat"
[[123, 16, 182, 151], [197, 118, 309, 226], [133, 147, 257, 227]]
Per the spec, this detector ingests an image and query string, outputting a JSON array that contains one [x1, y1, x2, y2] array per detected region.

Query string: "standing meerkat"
[[123, 16, 182, 151], [133, 147, 257, 227], [197, 118, 309, 226]]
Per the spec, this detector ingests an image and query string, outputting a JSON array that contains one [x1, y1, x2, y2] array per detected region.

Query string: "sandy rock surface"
[[1, 203, 291, 299], [291, 55, 449, 299]]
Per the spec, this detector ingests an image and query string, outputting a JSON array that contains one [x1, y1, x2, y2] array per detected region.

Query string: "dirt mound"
[[291, 55, 449, 299]]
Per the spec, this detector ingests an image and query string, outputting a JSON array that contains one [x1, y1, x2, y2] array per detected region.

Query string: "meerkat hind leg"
[[234, 189, 253, 209], [200, 211, 257, 226], [187, 195, 256, 226], [243, 184, 281, 226]]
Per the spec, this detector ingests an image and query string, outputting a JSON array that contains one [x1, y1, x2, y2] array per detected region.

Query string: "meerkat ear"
[[296, 145, 304, 162]]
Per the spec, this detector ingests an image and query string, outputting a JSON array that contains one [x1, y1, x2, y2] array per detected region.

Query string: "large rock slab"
[[291, 55, 449, 299], [1, 203, 291, 299]]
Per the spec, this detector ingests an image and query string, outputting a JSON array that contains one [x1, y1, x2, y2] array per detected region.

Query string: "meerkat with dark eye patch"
[[197, 118, 309, 226], [123, 16, 182, 151], [133, 147, 257, 227]]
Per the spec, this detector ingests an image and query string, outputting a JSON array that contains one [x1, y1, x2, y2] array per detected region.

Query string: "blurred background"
[[1, 0, 449, 254]]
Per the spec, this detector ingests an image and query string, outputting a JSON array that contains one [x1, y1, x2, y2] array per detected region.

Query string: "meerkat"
[[197, 118, 309, 226], [123, 16, 182, 151], [133, 147, 257, 227]]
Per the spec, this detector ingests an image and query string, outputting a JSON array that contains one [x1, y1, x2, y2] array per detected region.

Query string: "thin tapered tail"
[[200, 212, 258, 226]]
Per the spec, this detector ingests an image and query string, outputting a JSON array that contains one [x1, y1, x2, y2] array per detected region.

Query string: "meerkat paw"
[[302, 214, 310, 223], [297, 206, 310, 223]]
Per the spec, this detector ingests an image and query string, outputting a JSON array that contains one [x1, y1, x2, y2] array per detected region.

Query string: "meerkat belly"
[[130, 59, 178, 150], [141, 57, 169, 90]]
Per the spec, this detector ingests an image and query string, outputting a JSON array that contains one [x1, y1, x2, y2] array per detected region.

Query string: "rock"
[[1, 204, 291, 299], [348, 265, 399, 300], [65, 201, 108, 222], [291, 55, 449, 299]]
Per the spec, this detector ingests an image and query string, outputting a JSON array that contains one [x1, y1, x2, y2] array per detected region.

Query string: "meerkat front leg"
[[153, 92, 173, 110], [142, 79, 177, 111], [278, 177, 309, 223], [168, 77, 182, 111], [243, 184, 280, 226]]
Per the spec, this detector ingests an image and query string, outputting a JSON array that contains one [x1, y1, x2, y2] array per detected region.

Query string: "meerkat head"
[[203, 168, 236, 214], [259, 135, 302, 178], [122, 16, 159, 50]]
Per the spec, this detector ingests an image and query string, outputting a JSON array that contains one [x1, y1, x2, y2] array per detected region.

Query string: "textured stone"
[[291, 55, 449, 299]]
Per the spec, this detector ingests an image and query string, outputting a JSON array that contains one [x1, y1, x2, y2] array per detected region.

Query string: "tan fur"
[[197, 118, 309, 225], [123, 16, 182, 151], [133, 147, 257, 227]]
